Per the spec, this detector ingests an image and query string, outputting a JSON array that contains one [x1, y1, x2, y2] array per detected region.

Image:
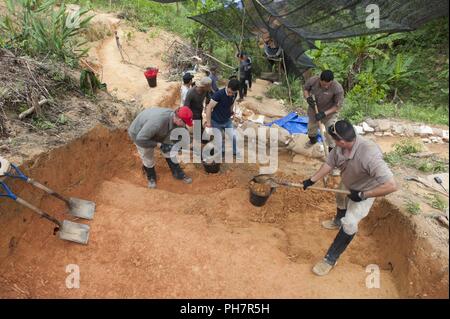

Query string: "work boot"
[[304, 136, 318, 149], [142, 165, 157, 189], [312, 228, 355, 276], [322, 208, 346, 230], [312, 259, 335, 276], [165, 158, 192, 184]]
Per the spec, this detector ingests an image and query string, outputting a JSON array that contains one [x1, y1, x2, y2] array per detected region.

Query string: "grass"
[[385, 139, 449, 173], [405, 199, 421, 215], [426, 194, 448, 211]]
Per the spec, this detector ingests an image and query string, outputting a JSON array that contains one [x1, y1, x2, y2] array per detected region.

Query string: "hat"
[[182, 72, 194, 82], [196, 77, 212, 88], [177, 106, 193, 127]]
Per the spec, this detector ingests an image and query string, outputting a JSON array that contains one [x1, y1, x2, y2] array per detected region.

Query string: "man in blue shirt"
[[205, 79, 241, 157]]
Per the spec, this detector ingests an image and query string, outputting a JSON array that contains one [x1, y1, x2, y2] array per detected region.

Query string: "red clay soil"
[[0, 126, 447, 298]]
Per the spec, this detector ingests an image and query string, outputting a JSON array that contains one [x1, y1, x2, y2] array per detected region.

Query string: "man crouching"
[[128, 106, 193, 188]]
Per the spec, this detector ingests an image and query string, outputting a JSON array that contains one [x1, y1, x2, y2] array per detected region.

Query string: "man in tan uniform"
[[302, 120, 398, 276], [303, 70, 344, 150]]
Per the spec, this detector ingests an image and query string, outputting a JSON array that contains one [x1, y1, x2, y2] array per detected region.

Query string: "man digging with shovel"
[[302, 120, 398, 276], [128, 106, 194, 188], [303, 70, 344, 151]]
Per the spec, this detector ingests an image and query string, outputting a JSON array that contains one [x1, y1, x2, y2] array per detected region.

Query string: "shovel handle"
[[5, 164, 71, 205], [15, 197, 62, 228], [309, 186, 350, 195], [27, 179, 71, 205], [284, 182, 351, 195]]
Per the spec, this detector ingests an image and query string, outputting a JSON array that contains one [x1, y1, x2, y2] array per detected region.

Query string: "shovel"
[[0, 181, 89, 244], [253, 174, 350, 195], [5, 164, 95, 220], [405, 175, 449, 197]]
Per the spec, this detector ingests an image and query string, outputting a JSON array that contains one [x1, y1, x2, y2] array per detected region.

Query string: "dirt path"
[[95, 25, 180, 108]]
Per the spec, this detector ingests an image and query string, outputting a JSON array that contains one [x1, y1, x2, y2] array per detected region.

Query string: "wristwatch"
[[358, 191, 367, 200]]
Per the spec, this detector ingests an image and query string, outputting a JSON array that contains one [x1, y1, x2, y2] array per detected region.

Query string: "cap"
[[177, 106, 193, 127], [182, 72, 194, 82], [196, 77, 212, 88]]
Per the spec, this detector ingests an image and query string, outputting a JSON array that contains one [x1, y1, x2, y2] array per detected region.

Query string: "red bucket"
[[144, 67, 158, 88]]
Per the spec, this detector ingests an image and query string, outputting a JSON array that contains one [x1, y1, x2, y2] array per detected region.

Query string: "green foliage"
[[385, 139, 448, 173], [392, 139, 423, 155], [80, 69, 106, 95], [0, 0, 93, 64], [32, 116, 56, 130], [306, 17, 449, 125], [341, 72, 386, 123], [427, 194, 448, 211], [405, 199, 421, 215]]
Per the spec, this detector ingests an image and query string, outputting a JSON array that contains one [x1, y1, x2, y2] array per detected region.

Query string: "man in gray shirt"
[[302, 120, 398, 276], [303, 70, 344, 150], [128, 106, 193, 188]]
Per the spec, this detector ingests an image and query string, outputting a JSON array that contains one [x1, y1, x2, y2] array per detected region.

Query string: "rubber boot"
[[142, 165, 156, 189], [312, 228, 355, 276], [165, 158, 192, 184], [304, 136, 317, 149], [322, 208, 347, 230]]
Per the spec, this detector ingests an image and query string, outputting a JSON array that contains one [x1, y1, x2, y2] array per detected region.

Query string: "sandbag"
[[287, 134, 325, 159]]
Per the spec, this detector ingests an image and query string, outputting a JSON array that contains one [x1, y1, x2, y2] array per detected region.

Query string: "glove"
[[348, 190, 365, 202], [160, 143, 173, 154], [315, 111, 326, 121], [306, 96, 315, 108], [302, 178, 315, 190]]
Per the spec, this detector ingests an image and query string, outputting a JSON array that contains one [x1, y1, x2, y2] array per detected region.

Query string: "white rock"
[[354, 125, 365, 135], [365, 118, 378, 128], [378, 120, 391, 132], [362, 122, 374, 132], [432, 127, 443, 137], [383, 131, 393, 137], [430, 136, 438, 143], [442, 130, 449, 141], [415, 125, 433, 137], [422, 138, 431, 144], [404, 124, 415, 137], [392, 124, 405, 135]]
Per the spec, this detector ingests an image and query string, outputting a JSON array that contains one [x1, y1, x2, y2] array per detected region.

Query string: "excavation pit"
[[0, 126, 447, 298]]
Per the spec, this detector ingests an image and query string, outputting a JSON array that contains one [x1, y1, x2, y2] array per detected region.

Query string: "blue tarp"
[[266, 112, 323, 142]]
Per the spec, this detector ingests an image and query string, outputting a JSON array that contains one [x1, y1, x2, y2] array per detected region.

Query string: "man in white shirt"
[[180, 72, 194, 107]]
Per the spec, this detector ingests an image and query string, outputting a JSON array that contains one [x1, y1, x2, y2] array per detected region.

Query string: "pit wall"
[[0, 125, 448, 298], [367, 200, 448, 298], [0, 126, 135, 260]]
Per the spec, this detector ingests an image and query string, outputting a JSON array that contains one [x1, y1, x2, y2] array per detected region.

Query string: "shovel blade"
[[68, 197, 95, 220], [58, 220, 90, 245]]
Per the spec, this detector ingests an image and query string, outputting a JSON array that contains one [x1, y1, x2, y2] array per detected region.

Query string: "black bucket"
[[249, 178, 275, 207], [146, 76, 157, 88], [203, 161, 220, 174]]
